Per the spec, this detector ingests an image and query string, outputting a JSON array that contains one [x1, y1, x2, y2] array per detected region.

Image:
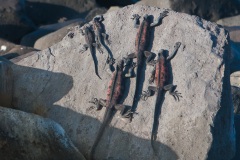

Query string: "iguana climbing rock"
[[89, 59, 132, 160], [141, 42, 182, 155], [124, 11, 168, 121], [80, 25, 102, 79]]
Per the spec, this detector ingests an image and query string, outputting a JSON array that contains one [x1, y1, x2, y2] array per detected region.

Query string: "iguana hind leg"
[[150, 11, 168, 27], [89, 98, 106, 110], [167, 42, 181, 61], [101, 33, 111, 45], [124, 53, 137, 77], [80, 44, 88, 53], [164, 84, 182, 101], [115, 104, 133, 122], [141, 86, 157, 101]]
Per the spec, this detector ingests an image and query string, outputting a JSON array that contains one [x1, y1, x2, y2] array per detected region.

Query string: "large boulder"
[[33, 20, 85, 50], [20, 18, 85, 47], [0, 106, 85, 160], [9, 5, 235, 159]]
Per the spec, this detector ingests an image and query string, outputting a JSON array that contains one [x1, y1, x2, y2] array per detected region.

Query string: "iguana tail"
[[151, 89, 164, 155], [89, 46, 101, 79], [89, 107, 113, 160]]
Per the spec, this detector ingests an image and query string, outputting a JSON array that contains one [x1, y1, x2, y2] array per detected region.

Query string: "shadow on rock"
[[10, 56, 74, 117], [233, 115, 240, 160], [50, 105, 179, 160], [207, 44, 235, 159], [9, 56, 178, 159]]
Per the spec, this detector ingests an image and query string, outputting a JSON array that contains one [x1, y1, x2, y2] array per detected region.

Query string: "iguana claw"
[[141, 91, 151, 101]]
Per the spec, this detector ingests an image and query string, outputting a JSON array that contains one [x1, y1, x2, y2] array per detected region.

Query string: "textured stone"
[[0, 106, 85, 160], [10, 5, 235, 160], [21, 18, 85, 47], [34, 21, 85, 50]]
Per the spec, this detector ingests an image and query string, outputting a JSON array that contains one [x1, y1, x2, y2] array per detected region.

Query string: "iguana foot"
[[141, 90, 151, 101], [89, 98, 103, 110], [148, 77, 154, 84], [107, 57, 115, 65], [131, 14, 141, 28], [170, 90, 182, 101], [79, 44, 88, 54], [121, 110, 134, 123], [131, 14, 141, 20], [159, 10, 168, 19]]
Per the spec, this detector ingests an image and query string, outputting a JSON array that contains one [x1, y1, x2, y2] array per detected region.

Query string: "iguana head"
[[158, 49, 165, 58], [117, 59, 124, 70], [143, 14, 149, 20]]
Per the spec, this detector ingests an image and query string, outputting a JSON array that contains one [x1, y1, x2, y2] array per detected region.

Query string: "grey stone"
[[0, 106, 85, 160], [10, 5, 235, 159], [20, 18, 85, 47], [34, 21, 85, 50]]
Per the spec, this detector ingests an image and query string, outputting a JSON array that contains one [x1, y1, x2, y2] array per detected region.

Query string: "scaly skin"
[[125, 11, 168, 121], [89, 59, 131, 160], [92, 15, 115, 68], [80, 25, 102, 79], [141, 42, 182, 155]]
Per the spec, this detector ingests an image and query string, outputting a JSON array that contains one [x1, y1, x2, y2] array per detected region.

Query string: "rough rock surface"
[[10, 5, 235, 160], [0, 106, 85, 160], [21, 18, 85, 47], [34, 21, 84, 50]]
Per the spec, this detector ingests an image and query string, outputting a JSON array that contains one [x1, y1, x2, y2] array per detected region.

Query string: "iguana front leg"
[[150, 11, 168, 27], [114, 104, 131, 116], [101, 33, 111, 45], [89, 98, 107, 110], [131, 14, 141, 28], [167, 42, 181, 61]]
